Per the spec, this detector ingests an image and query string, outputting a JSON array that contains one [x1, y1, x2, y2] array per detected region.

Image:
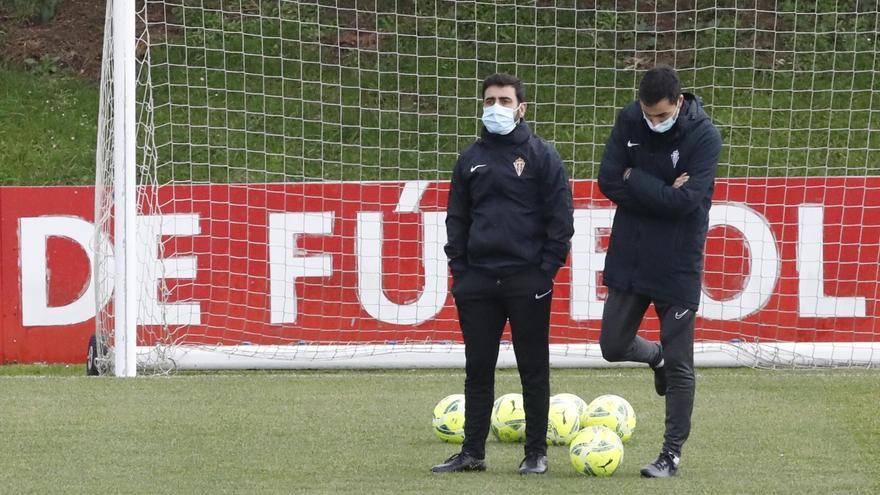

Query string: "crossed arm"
[[598, 117, 720, 219]]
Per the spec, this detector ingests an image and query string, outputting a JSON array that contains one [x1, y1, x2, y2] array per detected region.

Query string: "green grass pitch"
[[1, 366, 877, 494]]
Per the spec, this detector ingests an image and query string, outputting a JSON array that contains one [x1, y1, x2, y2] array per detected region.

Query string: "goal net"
[[94, 0, 880, 375]]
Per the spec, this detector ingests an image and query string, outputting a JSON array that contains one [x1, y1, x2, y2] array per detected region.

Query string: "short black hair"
[[638, 65, 681, 106], [482, 73, 526, 104]]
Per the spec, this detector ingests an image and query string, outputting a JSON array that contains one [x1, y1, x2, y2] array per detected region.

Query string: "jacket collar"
[[480, 120, 533, 146]]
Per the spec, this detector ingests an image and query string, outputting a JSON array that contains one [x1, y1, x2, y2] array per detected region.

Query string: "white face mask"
[[482, 103, 520, 135], [643, 101, 681, 133]]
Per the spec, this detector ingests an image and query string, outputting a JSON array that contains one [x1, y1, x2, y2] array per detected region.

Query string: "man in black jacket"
[[432, 73, 574, 475], [597, 65, 722, 478]]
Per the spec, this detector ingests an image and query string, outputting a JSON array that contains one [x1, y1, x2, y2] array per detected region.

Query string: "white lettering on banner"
[[570, 208, 615, 320], [357, 211, 449, 325], [20, 216, 112, 326], [137, 214, 201, 325], [16, 201, 871, 329], [394, 181, 432, 214], [268, 212, 335, 324], [797, 205, 866, 317], [699, 203, 780, 320], [569, 204, 781, 321]]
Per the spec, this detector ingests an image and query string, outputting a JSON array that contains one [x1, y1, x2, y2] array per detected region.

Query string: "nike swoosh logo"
[[674, 310, 689, 320], [627, 140, 639, 147], [470, 164, 487, 173], [535, 289, 552, 300]]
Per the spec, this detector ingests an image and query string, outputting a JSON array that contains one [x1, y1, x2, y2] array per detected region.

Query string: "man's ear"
[[518, 102, 528, 120]]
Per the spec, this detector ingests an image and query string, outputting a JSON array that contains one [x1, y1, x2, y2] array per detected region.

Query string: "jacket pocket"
[[537, 265, 554, 289]]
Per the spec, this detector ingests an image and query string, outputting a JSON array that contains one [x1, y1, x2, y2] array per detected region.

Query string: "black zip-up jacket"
[[445, 121, 574, 282], [598, 93, 722, 310]]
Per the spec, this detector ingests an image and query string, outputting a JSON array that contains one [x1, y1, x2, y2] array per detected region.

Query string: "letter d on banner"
[[20, 216, 113, 326]]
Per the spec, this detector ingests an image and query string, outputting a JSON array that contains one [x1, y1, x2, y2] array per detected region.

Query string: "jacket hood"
[[677, 92, 711, 131]]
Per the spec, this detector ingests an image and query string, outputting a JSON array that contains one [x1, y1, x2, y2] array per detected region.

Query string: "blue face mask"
[[482, 103, 520, 135], [643, 102, 681, 133]]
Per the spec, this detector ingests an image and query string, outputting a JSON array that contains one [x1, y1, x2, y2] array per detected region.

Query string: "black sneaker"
[[640, 451, 680, 478], [517, 454, 548, 475], [431, 452, 486, 473], [651, 344, 667, 396]]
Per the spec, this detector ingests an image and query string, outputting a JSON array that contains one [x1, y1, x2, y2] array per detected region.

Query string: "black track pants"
[[599, 288, 695, 456], [453, 267, 553, 458]]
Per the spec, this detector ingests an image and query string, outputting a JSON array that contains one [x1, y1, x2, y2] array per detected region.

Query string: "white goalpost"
[[95, 0, 137, 377], [94, 0, 880, 375]]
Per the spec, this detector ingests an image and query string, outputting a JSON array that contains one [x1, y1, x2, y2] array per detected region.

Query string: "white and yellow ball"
[[491, 393, 526, 442], [551, 393, 589, 426], [569, 425, 624, 476], [546, 398, 581, 445], [432, 394, 465, 443], [584, 394, 636, 443]]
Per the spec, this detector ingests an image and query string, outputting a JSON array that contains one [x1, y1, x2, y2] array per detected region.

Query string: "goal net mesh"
[[94, 0, 880, 372]]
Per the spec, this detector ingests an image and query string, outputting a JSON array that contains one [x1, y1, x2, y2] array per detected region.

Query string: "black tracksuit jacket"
[[444, 121, 574, 288], [598, 93, 722, 310]]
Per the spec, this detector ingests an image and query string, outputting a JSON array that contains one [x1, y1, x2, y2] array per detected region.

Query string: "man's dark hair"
[[638, 65, 681, 105], [482, 73, 526, 103]]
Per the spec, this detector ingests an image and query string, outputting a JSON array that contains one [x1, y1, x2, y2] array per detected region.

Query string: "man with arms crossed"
[[433, 73, 574, 475], [597, 65, 722, 478]]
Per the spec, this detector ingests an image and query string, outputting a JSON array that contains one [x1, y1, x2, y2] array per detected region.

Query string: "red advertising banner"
[[1, 178, 878, 364]]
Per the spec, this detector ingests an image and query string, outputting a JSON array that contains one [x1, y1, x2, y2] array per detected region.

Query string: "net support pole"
[[112, 0, 137, 377]]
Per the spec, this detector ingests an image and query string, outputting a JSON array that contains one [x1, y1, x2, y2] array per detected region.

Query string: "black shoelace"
[[653, 452, 675, 470]]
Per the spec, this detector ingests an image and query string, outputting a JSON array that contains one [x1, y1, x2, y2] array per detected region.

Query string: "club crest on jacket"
[[671, 149, 680, 168], [513, 156, 525, 176]]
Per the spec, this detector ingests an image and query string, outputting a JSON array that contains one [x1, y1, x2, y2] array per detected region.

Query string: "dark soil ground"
[[1, 0, 106, 81]]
